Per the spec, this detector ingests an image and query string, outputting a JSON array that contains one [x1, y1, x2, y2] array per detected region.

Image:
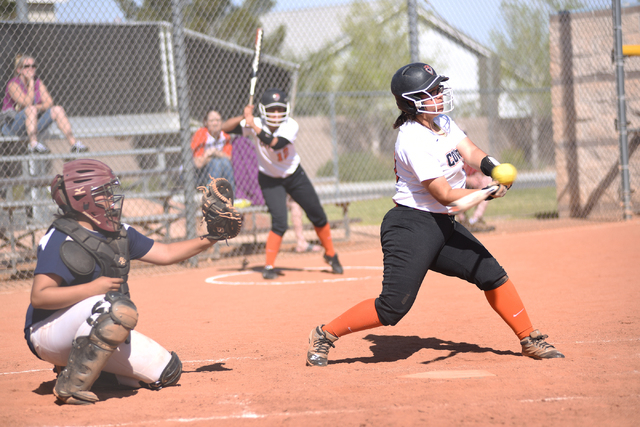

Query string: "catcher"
[[24, 160, 241, 405]]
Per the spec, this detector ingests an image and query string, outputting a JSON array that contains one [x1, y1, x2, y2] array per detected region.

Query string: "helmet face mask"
[[90, 179, 124, 232], [51, 159, 125, 233], [403, 83, 454, 114], [391, 63, 454, 115], [259, 88, 290, 128]]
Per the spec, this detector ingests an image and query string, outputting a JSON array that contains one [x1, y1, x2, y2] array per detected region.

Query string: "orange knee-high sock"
[[265, 231, 283, 267], [484, 279, 534, 339], [314, 223, 335, 257], [323, 298, 382, 338]]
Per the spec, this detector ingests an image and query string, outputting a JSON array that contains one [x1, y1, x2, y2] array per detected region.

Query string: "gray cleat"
[[520, 329, 565, 360], [306, 325, 339, 367]]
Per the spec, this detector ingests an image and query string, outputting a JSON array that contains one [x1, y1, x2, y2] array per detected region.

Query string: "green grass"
[[323, 197, 396, 226], [482, 187, 558, 218], [319, 186, 558, 225]]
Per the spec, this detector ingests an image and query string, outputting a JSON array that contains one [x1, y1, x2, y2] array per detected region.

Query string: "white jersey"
[[393, 114, 467, 214], [240, 116, 301, 178]]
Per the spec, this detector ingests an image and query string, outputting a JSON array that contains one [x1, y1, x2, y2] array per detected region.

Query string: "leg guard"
[[53, 292, 138, 405], [141, 351, 182, 390]]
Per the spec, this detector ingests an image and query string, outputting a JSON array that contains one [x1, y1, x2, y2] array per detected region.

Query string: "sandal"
[[295, 242, 322, 253]]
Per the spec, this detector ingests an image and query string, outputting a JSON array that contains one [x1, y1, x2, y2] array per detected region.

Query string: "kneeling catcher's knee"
[[92, 292, 138, 349], [142, 351, 182, 390]]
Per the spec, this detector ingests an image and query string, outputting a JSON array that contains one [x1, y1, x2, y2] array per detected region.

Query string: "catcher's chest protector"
[[53, 218, 130, 288]]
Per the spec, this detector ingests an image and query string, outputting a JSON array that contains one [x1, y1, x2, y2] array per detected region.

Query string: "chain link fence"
[[1, 0, 636, 281]]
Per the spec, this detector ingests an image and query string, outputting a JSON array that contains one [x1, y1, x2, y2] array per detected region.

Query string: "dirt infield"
[[1, 219, 639, 426]]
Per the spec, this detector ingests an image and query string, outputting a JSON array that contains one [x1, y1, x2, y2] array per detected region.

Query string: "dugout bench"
[[0, 112, 190, 275]]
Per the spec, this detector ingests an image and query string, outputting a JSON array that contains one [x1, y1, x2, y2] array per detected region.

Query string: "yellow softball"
[[491, 163, 518, 185]]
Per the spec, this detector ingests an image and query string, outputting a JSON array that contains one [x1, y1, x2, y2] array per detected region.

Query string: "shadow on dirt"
[[33, 379, 56, 396], [330, 334, 520, 365], [34, 378, 138, 403], [185, 362, 232, 373]]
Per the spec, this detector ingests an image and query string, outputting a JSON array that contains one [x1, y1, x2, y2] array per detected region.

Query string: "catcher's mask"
[[391, 63, 453, 115], [51, 159, 124, 233], [258, 88, 290, 128]]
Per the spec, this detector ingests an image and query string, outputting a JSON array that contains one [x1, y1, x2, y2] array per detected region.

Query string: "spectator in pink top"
[[1, 54, 88, 154]]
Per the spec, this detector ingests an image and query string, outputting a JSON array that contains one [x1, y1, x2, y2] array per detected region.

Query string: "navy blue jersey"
[[25, 223, 154, 329]]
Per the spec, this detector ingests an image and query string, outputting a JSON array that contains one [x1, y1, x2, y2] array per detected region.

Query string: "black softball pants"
[[374, 205, 508, 326], [258, 165, 328, 236]]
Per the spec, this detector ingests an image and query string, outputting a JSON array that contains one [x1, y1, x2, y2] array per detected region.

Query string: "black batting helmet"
[[259, 88, 290, 127], [390, 63, 453, 115]]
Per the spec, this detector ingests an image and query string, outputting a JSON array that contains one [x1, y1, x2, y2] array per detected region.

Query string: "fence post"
[[171, 0, 198, 263], [612, 0, 633, 220], [559, 11, 580, 217], [329, 92, 339, 196], [479, 55, 501, 160], [407, 0, 420, 63], [16, 0, 28, 21]]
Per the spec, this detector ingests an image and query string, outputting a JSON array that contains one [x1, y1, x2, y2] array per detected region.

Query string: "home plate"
[[402, 370, 495, 379]]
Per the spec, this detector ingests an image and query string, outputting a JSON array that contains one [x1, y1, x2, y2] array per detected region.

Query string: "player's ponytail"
[[393, 111, 415, 129]]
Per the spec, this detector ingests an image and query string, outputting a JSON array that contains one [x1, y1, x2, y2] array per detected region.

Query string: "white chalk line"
[[520, 396, 589, 403], [3, 337, 638, 377], [0, 368, 51, 376], [0, 358, 260, 376], [182, 357, 257, 364], [205, 265, 382, 286], [520, 394, 640, 403], [46, 406, 413, 427], [573, 337, 640, 344]]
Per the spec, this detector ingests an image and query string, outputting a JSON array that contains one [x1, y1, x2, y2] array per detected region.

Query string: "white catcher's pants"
[[29, 295, 172, 387]]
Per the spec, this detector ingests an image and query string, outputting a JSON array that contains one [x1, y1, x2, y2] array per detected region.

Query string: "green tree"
[[0, 0, 16, 20], [113, 0, 284, 53], [490, 0, 584, 90], [296, 0, 413, 98], [291, 0, 421, 175], [489, 0, 585, 168]]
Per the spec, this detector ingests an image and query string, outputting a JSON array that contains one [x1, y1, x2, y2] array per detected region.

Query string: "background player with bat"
[[248, 28, 263, 106], [306, 62, 563, 367], [221, 28, 343, 279]]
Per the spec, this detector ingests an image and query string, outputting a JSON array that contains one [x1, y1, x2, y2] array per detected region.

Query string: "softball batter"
[[306, 63, 564, 366], [25, 159, 217, 404], [222, 88, 343, 279]]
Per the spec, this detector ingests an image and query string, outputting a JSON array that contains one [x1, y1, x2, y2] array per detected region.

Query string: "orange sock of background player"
[[314, 223, 335, 257], [484, 279, 535, 339], [323, 298, 382, 338], [265, 231, 282, 267]]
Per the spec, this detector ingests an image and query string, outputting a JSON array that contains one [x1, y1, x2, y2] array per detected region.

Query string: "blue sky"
[[271, 0, 503, 45], [56, 0, 503, 47]]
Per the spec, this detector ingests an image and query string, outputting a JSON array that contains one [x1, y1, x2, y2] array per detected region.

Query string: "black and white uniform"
[[375, 114, 507, 326], [236, 116, 328, 236]]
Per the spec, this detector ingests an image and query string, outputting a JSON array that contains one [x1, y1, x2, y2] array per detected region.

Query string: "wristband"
[[480, 156, 500, 177], [257, 129, 274, 147]]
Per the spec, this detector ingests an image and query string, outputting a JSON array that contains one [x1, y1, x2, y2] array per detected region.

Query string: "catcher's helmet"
[[390, 63, 453, 115], [51, 159, 124, 233], [259, 88, 290, 127]]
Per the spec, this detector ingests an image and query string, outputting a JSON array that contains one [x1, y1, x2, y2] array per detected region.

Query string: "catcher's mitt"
[[197, 177, 242, 241]]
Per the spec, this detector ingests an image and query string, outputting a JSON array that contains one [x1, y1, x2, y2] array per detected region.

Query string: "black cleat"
[[323, 253, 343, 274], [262, 266, 277, 280]]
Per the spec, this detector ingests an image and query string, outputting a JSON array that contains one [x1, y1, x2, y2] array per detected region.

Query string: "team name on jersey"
[[446, 148, 462, 167]]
